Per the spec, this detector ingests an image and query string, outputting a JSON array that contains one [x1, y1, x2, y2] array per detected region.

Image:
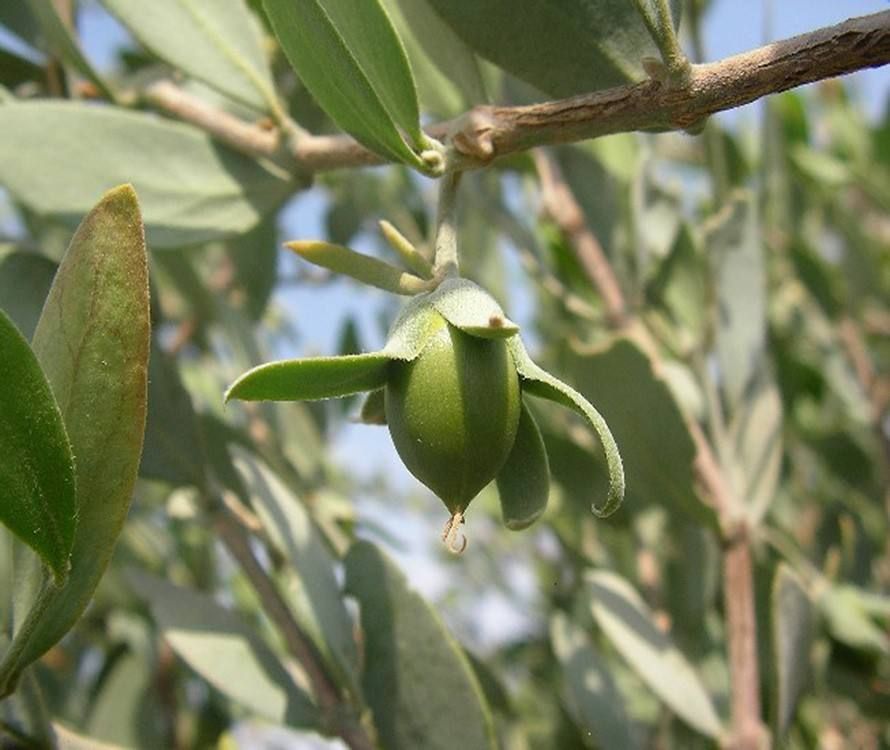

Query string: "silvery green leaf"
[[508, 336, 624, 517], [496, 399, 549, 530], [772, 564, 813, 736], [586, 570, 724, 739], [225, 352, 391, 403]]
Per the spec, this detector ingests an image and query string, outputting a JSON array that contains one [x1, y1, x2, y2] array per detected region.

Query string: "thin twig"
[[214, 510, 374, 750], [142, 12, 890, 175]]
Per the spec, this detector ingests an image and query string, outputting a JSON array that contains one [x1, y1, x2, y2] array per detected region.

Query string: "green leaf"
[[550, 613, 635, 750], [425, 0, 681, 98], [0, 47, 43, 88], [564, 338, 714, 527], [262, 0, 428, 167], [708, 192, 764, 407], [0, 102, 293, 248], [0, 185, 149, 688], [0, 251, 57, 340], [0, 3, 40, 48], [233, 451, 359, 689], [227, 352, 390, 403], [344, 541, 496, 750], [139, 340, 208, 489], [54, 723, 122, 750], [585, 570, 724, 739], [0, 308, 76, 583], [130, 570, 318, 727], [228, 216, 278, 320], [772, 564, 813, 736], [100, 0, 277, 113], [508, 335, 624, 518], [28, 0, 116, 101], [428, 278, 519, 338], [383, 0, 486, 117], [818, 584, 890, 654], [496, 399, 549, 530], [287, 240, 431, 295]]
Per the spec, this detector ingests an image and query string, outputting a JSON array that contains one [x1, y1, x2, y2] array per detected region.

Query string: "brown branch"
[[536, 146, 765, 749], [144, 11, 890, 175], [214, 511, 374, 750]]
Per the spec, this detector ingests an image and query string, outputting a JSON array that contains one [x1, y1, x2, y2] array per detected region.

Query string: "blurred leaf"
[[819, 584, 889, 654], [0, 307, 76, 583], [772, 564, 813, 736], [233, 451, 359, 690], [496, 399, 550, 530], [790, 240, 843, 320], [0, 102, 294, 248], [0, 185, 149, 686], [708, 192, 764, 407], [344, 541, 497, 750], [226, 352, 390, 402], [0, 251, 57, 340], [0, 47, 43, 88], [0, 3, 40, 48], [585, 570, 724, 739], [54, 723, 122, 750], [647, 223, 707, 344], [28, 0, 116, 100], [227, 216, 278, 321], [140, 339, 208, 489], [130, 570, 318, 727], [730, 371, 782, 526], [425, 0, 681, 98], [384, 0, 486, 117], [551, 613, 636, 749], [790, 145, 850, 188], [567, 338, 713, 527], [101, 0, 276, 112], [86, 649, 165, 748], [262, 0, 428, 168]]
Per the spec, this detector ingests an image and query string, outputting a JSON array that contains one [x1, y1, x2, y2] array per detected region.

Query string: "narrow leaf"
[[130, 570, 317, 727], [262, 0, 426, 167], [0, 102, 293, 248], [0, 308, 76, 583], [233, 451, 359, 689], [100, 0, 276, 112], [0, 185, 149, 681], [772, 564, 813, 736], [550, 613, 635, 749], [508, 336, 624, 518], [345, 541, 497, 750], [496, 399, 549, 530], [379, 219, 433, 279], [585, 570, 724, 738], [426, 0, 682, 98], [226, 352, 390, 403], [287, 240, 431, 295], [28, 0, 116, 100]]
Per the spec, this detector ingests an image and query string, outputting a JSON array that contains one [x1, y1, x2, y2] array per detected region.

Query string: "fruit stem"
[[442, 511, 467, 555], [432, 171, 463, 279]]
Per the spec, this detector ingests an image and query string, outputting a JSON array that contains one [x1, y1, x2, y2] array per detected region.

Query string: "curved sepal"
[[358, 388, 387, 425], [428, 278, 519, 339], [382, 296, 447, 360], [226, 353, 390, 403], [507, 336, 624, 518], [496, 398, 549, 530]]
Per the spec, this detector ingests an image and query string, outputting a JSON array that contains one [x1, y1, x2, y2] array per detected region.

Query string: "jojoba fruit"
[[385, 312, 521, 514]]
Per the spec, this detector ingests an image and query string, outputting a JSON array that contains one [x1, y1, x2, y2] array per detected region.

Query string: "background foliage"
[[0, 1, 889, 748]]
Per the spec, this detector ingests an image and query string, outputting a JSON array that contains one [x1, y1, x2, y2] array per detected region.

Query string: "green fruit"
[[385, 312, 521, 514]]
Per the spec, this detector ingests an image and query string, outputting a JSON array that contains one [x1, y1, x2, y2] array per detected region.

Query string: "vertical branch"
[[533, 146, 767, 749], [213, 509, 374, 750], [533, 150, 629, 328]]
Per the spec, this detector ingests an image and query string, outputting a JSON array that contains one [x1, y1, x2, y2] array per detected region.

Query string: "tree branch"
[[144, 11, 890, 175]]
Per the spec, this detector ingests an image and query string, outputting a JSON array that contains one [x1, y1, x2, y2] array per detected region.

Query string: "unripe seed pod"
[[385, 312, 521, 514]]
